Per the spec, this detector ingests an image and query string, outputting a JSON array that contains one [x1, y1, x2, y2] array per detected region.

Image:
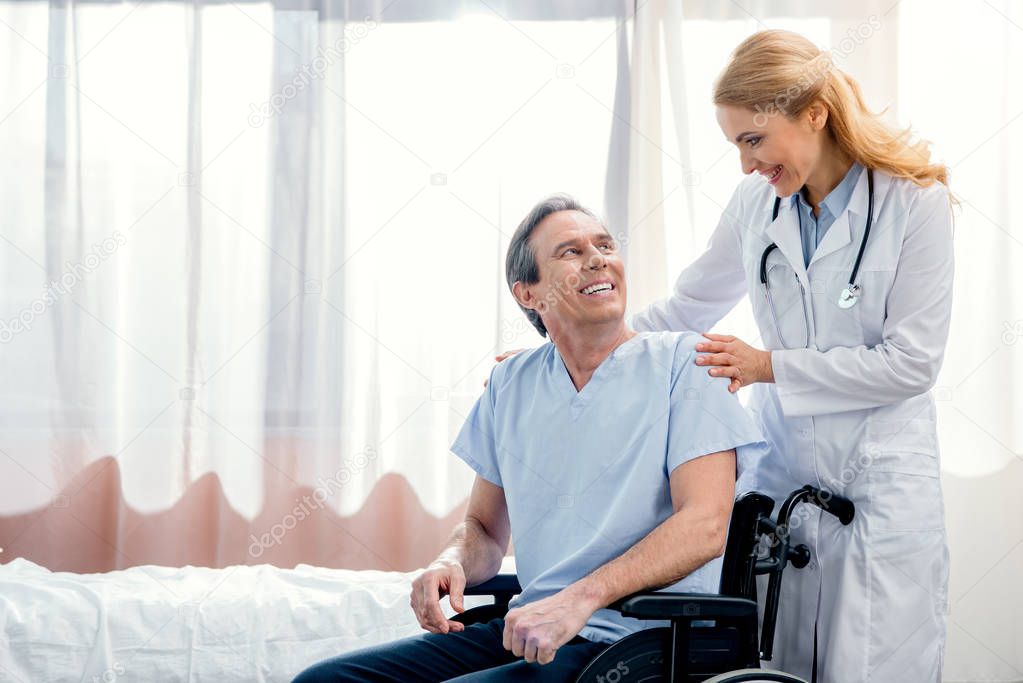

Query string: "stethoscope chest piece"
[[837, 284, 861, 309]]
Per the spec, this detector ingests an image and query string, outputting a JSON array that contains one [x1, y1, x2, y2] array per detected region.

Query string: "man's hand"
[[410, 559, 467, 634], [502, 586, 599, 665]]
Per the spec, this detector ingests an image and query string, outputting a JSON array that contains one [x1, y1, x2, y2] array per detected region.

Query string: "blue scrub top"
[[451, 331, 767, 643]]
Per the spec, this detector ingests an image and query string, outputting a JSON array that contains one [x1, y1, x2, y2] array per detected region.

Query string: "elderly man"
[[294, 195, 765, 682]]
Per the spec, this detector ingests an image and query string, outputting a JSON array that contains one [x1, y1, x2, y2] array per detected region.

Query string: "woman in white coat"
[[630, 30, 954, 681]]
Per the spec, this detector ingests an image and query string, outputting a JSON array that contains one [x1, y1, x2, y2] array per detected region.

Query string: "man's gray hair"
[[505, 194, 599, 338]]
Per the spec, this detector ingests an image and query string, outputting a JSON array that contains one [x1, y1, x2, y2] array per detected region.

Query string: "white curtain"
[[898, 3, 1023, 680], [1, 0, 1020, 680], [0, 0, 626, 570]]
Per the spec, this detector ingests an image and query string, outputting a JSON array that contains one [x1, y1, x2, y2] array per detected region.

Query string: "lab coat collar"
[[765, 197, 809, 284], [808, 208, 852, 267], [812, 167, 894, 268], [760, 168, 893, 281], [808, 163, 862, 267]]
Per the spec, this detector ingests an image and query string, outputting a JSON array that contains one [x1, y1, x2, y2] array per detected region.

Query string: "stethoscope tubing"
[[758, 168, 874, 349], [760, 168, 874, 290]]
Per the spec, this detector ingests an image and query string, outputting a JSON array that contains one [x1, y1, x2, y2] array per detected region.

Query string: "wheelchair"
[[455, 484, 855, 683]]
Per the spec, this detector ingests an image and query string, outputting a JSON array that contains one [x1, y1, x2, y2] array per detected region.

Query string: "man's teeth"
[[582, 283, 613, 295], [768, 165, 782, 180]]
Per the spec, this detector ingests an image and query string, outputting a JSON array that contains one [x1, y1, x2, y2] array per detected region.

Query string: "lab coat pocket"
[[863, 416, 943, 532], [866, 468, 944, 533], [865, 417, 939, 476], [812, 268, 866, 348]]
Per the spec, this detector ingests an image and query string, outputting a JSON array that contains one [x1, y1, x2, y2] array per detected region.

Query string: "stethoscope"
[[758, 168, 874, 348]]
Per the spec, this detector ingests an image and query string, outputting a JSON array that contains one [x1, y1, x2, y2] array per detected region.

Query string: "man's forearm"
[[434, 517, 506, 586], [569, 503, 730, 609]]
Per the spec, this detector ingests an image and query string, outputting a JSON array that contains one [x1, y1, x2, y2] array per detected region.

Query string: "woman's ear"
[[806, 101, 829, 131]]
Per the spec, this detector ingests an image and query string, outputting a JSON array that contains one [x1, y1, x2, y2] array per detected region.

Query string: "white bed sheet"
[[0, 557, 509, 682]]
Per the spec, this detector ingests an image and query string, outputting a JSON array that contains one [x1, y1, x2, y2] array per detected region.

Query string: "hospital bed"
[[0, 554, 501, 682], [459, 485, 856, 683]]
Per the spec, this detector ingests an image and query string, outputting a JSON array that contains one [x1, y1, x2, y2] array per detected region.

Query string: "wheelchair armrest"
[[463, 573, 521, 595], [611, 592, 758, 620], [463, 574, 521, 607]]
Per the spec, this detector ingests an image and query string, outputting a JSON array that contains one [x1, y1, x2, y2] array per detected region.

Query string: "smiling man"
[[294, 195, 766, 683]]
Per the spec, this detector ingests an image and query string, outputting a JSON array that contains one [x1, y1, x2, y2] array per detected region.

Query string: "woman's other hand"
[[484, 349, 525, 387]]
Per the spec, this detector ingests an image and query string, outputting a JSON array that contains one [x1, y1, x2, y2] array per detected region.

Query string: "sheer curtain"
[[897, 3, 1023, 679], [2, 1, 1021, 680], [0, 0, 626, 571]]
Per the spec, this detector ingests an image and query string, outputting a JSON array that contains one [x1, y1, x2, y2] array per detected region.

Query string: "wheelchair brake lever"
[[787, 544, 810, 569]]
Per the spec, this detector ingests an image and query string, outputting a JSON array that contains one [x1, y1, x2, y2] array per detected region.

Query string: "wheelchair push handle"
[[759, 485, 855, 662], [801, 485, 855, 525]]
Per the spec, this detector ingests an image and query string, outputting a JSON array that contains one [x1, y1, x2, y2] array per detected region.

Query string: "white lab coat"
[[632, 168, 954, 682]]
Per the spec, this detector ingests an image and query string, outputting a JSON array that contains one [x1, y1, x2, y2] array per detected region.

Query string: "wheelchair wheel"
[[574, 627, 670, 682], [702, 669, 808, 683], [572, 629, 809, 683]]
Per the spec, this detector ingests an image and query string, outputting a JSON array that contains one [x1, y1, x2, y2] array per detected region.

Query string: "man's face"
[[514, 210, 627, 335]]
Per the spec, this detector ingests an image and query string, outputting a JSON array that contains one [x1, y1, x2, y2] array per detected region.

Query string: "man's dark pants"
[[292, 617, 610, 682]]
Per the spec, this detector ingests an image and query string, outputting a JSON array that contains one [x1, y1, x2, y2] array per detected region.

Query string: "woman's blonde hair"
[[714, 29, 952, 193]]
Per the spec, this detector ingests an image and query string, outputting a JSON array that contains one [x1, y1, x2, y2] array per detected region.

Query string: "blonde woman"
[[496, 28, 953, 681], [631, 30, 954, 682]]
